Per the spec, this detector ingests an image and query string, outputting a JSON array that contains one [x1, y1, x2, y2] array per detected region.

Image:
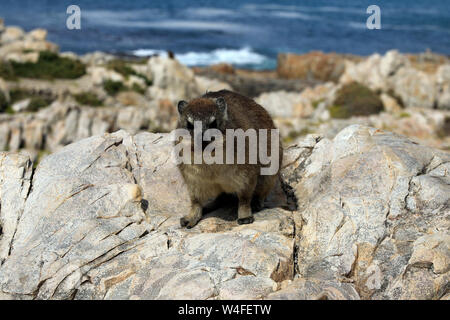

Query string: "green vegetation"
[[131, 83, 146, 95], [329, 82, 384, 119], [312, 98, 325, 109], [103, 78, 147, 97], [5, 89, 54, 113], [0, 91, 8, 113], [0, 62, 17, 81], [106, 59, 152, 86], [74, 92, 103, 107], [0, 51, 86, 80], [107, 59, 137, 78], [27, 97, 50, 112], [398, 112, 411, 118], [103, 79, 126, 96]]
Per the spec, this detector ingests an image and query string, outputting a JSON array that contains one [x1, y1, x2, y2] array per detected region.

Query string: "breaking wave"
[[132, 47, 274, 68]]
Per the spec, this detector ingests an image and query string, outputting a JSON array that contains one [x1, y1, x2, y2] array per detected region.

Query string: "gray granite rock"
[[0, 125, 448, 300]]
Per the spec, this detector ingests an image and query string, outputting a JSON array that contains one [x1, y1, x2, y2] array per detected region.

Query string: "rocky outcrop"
[[0, 125, 448, 300], [146, 56, 201, 103], [192, 66, 316, 98], [277, 51, 346, 82], [339, 50, 448, 110], [0, 98, 180, 156], [0, 153, 33, 265], [0, 26, 58, 63], [436, 65, 450, 110], [288, 125, 449, 300], [255, 91, 312, 118]]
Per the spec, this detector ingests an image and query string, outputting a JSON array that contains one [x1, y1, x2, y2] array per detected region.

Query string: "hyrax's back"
[[203, 90, 276, 131]]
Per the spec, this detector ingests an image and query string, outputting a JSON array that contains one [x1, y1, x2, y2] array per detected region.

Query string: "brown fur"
[[175, 90, 282, 228]]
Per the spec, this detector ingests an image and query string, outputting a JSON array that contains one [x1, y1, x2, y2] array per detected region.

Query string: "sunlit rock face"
[[0, 125, 448, 300]]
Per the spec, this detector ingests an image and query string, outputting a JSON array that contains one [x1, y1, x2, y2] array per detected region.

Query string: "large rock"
[[0, 153, 33, 265], [26, 29, 47, 42], [146, 56, 201, 102], [340, 50, 410, 91], [339, 50, 442, 110], [87, 66, 124, 86], [436, 65, 450, 110], [0, 125, 448, 300], [0, 39, 58, 62], [289, 125, 449, 299], [255, 83, 336, 120], [277, 51, 345, 82], [379, 50, 410, 78], [255, 91, 308, 118], [0, 131, 294, 299], [391, 67, 436, 109], [0, 26, 24, 44]]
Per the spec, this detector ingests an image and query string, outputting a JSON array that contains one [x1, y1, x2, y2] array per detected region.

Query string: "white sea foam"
[[84, 10, 253, 33], [242, 4, 363, 15], [270, 11, 319, 20], [184, 7, 237, 17], [132, 47, 270, 67]]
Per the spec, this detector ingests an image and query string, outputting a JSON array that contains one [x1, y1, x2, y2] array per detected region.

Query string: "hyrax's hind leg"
[[180, 182, 222, 228], [237, 178, 257, 225], [251, 174, 278, 212]]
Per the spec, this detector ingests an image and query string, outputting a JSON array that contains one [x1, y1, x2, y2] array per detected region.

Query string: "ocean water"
[[1, 0, 449, 69]]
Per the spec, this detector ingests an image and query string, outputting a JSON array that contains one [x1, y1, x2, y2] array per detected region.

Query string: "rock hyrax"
[[175, 90, 282, 228]]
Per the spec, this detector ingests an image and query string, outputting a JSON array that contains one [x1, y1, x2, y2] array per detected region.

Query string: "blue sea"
[[1, 0, 449, 69]]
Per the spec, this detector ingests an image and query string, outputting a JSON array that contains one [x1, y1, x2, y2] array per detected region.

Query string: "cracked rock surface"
[[0, 124, 448, 300]]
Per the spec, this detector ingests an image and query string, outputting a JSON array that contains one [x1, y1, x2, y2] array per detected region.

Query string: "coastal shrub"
[[103, 79, 126, 96], [10, 51, 86, 80], [10, 89, 31, 103], [0, 91, 8, 113], [74, 92, 103, 107], [329, 82, 384, 119], [107, 59, 152, 86], [398, 112, 410, 118], [9, 89, 53, 112], [107, 59, 136, 78], [131, 83, 146, 95], [28, 97, 50, 112], [0, 62, 17, 80]]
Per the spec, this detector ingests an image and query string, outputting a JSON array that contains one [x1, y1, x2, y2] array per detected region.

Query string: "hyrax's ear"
[[215, 97, 227, 115], [177, 100, 188, 114]]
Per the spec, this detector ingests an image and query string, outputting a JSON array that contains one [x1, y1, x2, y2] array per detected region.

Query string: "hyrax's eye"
[[209, 120, 217, 129], [186, 121, 194, 130]]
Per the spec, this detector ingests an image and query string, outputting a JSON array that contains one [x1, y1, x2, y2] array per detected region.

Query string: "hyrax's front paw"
[[237, 216, 254, 225], [180, 216, 199, 229]]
